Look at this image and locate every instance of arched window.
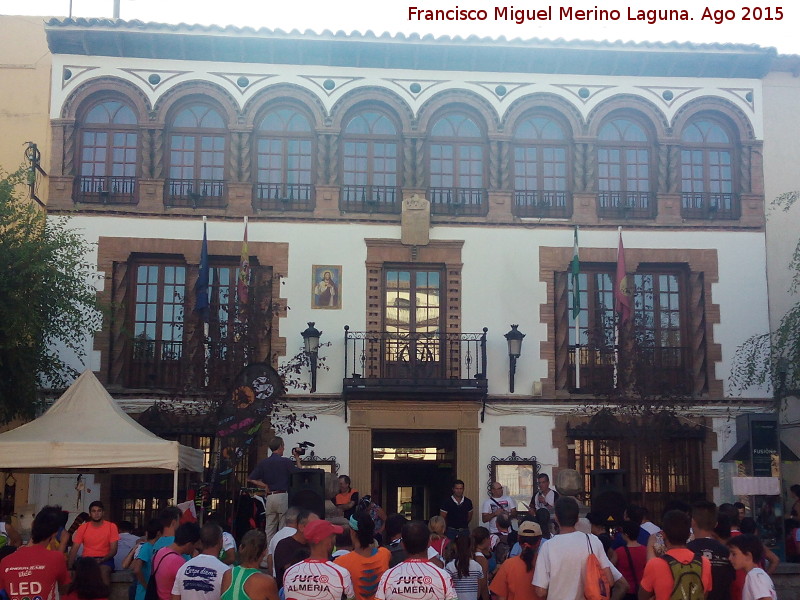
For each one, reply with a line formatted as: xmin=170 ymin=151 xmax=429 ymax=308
xmin=596 ymin=117 xmax=654 ymax=218
xmin=680 ymin=118 xmax=737 ymax=219
xmin=165 ymin=103 xmax=226 ymax=208
xmin=76 ymin=99 xmax=138 ymax=204
xmin=341 ymin=110 xmax=400 ymax=214
xmin=428 ymin=111 xmax=486 ymax=216
xmin=513 ymin=114 xmax=571 ymax=218
xmin=254 ymin=106 xmax=314 ymax=211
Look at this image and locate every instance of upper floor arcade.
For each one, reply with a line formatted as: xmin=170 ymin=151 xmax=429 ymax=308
xmin=45 ymin=20 xmax=768 ymax=229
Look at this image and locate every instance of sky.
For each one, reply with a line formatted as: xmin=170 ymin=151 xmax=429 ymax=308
xmin=1 ymin=0 xmax=798 ymax=55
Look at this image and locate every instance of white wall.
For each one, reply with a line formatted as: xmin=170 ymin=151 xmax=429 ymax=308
xmin=63 ymin=217 xmax=771 ymax=399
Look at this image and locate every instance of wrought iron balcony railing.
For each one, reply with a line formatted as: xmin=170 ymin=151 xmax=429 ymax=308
xmin=343 ymin=327 xmax=488 ymax=400
xmin=74 ymin=175 xmax=137 ymax=204
xmin=568 ymin=345 xmax=690 ymax=394
xmin=597 ymin=191 xmax=655 ymax=219
xmin=681 ymin=192 xmax=739 ymax=220
xmin=164 ymin=179 xmax=226 ymax=208
xmin=253 ymin=183 xmax=314 ymax=211
xmin=513 ymin=190 xmax=572 ymax=218
xmin=340 ymin=185 xmax=401 ymax=214
xmin=428 ymin=187 xmax=487 ymax=216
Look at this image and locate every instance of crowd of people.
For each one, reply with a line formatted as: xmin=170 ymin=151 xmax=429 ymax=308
xmin=0 ymin=456 xmax=793 ymax=600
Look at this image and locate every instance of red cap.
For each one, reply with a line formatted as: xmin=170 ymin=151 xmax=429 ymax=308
xmin=304 ymin=519 xmax=344 ymax=544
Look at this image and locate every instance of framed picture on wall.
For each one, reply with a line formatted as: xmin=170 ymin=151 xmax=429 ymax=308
xmin=312 ymin=265 xmax=342 ymax=309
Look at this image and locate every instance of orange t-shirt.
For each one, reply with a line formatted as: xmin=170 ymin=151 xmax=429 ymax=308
xmin=334 ymin=546 xmax=390 ymax=600
xmin=489 ymin=555 xmax=538 ymax=600
xmin=73 ymin=520 xmax=120 ymax=558
xmin=640 ymin=548 xmax=712 ymax=600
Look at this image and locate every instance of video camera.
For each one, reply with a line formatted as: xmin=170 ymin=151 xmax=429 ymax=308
xmin=293 ymin=441 xmax=315 ymax=456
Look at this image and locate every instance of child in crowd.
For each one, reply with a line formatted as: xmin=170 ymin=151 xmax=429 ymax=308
xmin=727 ymin=534 xmax=777 ymax=600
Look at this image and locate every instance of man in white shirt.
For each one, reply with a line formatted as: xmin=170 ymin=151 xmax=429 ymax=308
xmin=283 ymin=520 xmax=355 ymax=600
xmin=171 ymin=522 xmax=230 ymax=600
xmin=481 ymin=482 xmax=517 ymax=534
xmin=266 ymin=507 xmax=299 ymax=575
xmin=533 ymin=497 xmax=613 ymax=600
xmin=532 ymin=474 xmax=560 ymax=513
xmin=377 ymin=521 xmax=457 ymax=600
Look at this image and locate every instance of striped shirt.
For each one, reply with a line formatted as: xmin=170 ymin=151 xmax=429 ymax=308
xmin=376 ymin=559 xmax=457 ymax=600
xmin=445 ymin=559 xmax=484 ymax=600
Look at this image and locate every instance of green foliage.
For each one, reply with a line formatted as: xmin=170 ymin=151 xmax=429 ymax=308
xmin=0 ymin=167 xmax=101 ymax=422
xmin=730 ymin=191 xmax=800 ymax=394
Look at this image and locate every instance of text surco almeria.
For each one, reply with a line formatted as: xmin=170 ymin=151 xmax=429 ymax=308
xmin=407 ymin=6 xmax=784 ymax=25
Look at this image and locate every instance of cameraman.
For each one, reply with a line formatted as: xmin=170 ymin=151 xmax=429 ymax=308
xmin=247 ymin=436 xmax=304 ymax=545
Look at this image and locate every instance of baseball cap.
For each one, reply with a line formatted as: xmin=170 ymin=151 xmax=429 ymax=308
xmin=304 ymin=519 xmax=344 ymax=544
xmin=518 ymin=521 xmax=543 ymax=537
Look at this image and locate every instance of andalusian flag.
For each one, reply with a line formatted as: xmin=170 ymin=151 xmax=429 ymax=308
xmin=238 ymin=218 xmax=250 ymax=305
xmin=571 ymin=226 xmax=580 ymax=319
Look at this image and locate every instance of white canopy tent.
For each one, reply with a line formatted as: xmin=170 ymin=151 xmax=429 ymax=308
xmin=0 ymin=370 xmax=204 ymax=501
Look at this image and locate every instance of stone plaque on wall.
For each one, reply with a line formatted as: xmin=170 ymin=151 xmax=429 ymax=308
xmin=401 ymin=193 xmax=430 ymax=246
xmin=499 ymin=426 xmax=527 ymax=447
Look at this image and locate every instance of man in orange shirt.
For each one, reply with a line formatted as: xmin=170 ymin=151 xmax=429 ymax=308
xmin=68 ymin=501 xmax=119 ymax=586
xmin=639 ymin=510 xmax=712 ymax=600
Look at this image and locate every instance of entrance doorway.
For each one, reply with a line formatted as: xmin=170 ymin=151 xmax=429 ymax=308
xmin=372 ymin=430 xmax=455 ymax=521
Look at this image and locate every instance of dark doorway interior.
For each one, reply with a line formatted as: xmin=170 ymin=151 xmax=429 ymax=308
xmin=372 ymin=430 xmax=455 ymax=521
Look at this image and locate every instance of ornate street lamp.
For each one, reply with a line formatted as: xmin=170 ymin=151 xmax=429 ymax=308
xmin=301 ymin=322 xmax=322 ymax=393
xmin=504 ymin=324 xmax=525 ymax=393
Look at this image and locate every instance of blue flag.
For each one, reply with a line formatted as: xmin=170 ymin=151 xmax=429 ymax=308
xmin=195 ymin=221 xmax=210 ymax=322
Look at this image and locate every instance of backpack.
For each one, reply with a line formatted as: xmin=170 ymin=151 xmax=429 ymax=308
xmin=661 ymin=553 xmax=704 ymax=600
xmin=493 ymin=531 xmax=511 ymax=564
xmin=583 ymin=534 xmax=611 ymax=600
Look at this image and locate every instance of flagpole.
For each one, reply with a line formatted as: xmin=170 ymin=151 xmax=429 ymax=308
xmin=614 ymin=226 xmax=621 ymax=389
xmin=572 ymin=226 xmax=581 ymax=390
xmin=202 ymin=216 xmax=209 ymax=386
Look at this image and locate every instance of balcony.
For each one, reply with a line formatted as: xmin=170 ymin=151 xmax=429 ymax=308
xmin=428 ymin=187 xmax=487 ymax=216
xmin=597 ymin=191 xmax=655 ymax=219
xmin=513 ymin=190 xmax=572 ymax=218
xmin=253 ymin=182 xmax=314 ymax=211
xmin=681 ymin=192 xmax=739 ymax=220
xmin=74 ymin=175 xmax=137 ymax=205
xmin=164 ymin=179 xmax=226 ymax=209
xmin=343 ymin=327 xmax=488 ymax=401
xmin=340 ymin=185 xmax=401 ymax=214
xmin=128 ymin=339 xmax=184 ymax=389
xmin=568 ymin=345 xmax=690 ymax=394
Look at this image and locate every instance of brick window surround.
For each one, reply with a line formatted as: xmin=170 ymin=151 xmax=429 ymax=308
xmin=95 ymin=236 xmax=288 ymax=387
xmin=539 ymin=245 xmax=722 ymax=399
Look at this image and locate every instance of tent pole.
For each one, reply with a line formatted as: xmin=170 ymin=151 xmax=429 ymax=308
xmin=172 ymin=469 xmax=178 ymax=505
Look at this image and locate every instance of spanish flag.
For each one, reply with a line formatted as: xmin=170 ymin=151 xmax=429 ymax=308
xmin=614 ymin=227 xmax=632 ymax=325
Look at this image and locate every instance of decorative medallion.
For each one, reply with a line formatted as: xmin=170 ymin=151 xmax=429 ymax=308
xmin=122 ymin=68 xmax=191 ymax=91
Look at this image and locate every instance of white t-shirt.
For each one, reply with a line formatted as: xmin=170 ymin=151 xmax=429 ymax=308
xmin=283 ymin=559 xmax=355 ymax=600
xmin=221 ymin=532 xmax=236 ymax=553
xmin=171 ymin=553 xmax=231 ymax=600
xmin=480 ymin=496 xmax=517 ymax=533
xmin=376 ymin=559 xmax=457 ymax=600
xmin=532 ymin=531 xmax=612 ymax=600
xmin=742 ymin=567 xmax=777 ymax=600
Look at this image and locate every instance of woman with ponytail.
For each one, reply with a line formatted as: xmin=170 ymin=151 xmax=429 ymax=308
xmin=334 ymin=511 xmax=390 ymax=600
xmin=489 ymin=521 xmax=542 ymax=600
xmin=220 ymin=530 xmax=278 ymax=600
xmin=445 ymin=533 xmax=486 ymax=600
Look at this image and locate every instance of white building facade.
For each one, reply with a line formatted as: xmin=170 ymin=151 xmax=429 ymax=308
xmin=41 ymin=19 xmax=775 ymax=525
